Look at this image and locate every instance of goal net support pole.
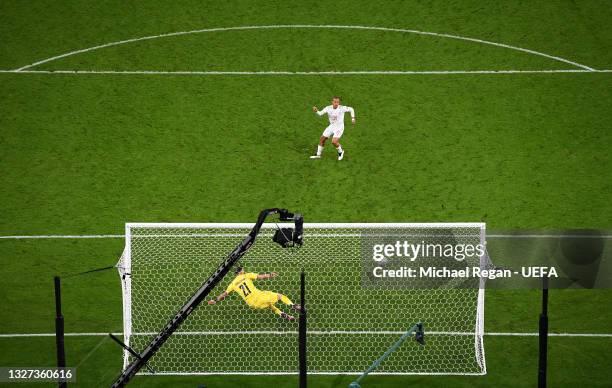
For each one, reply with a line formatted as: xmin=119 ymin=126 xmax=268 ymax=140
xmin=54 ymin=276 xmax=67 ymax=388
xmin=538 ymin=277 xmax=549 ymax=388
xmin=349 ymin=323 xmax=424 ymax=388
xmin=299 ymin=270 xmax=307 ymax=388
xmin=111 ymin=208 xmax=303 ymax=387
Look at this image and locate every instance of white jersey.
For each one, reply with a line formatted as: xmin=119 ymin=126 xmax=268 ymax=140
xmin=317 ymin=105 xmax=355 ymax=127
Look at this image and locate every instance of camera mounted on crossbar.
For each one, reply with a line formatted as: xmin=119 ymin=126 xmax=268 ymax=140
xmin=272 ymin=209 xmax=303 ymax=248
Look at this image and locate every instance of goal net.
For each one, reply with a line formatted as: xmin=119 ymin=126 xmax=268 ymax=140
xmin=117 ymin=223 xmax=488 ymax=375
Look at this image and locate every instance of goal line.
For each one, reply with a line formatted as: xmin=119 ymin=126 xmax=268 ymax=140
xmin=2 ymin=331 xmax=610 ymax=338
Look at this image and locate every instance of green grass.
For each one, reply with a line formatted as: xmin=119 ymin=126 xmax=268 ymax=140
xmin=0 ymin=335 xmax=610 ymax=387
xmin=1 ymin=0 xmax=611 ymax=386
xmin=2 ymin=74 xmax=610 ymax=233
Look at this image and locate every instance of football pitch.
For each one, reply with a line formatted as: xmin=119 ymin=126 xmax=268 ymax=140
xmin=1 ymin=1 xmax=611 ymax=387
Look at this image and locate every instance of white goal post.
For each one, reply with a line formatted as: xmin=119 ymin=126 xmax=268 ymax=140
xmin=117 ymin=222 xmax=488 ymax=376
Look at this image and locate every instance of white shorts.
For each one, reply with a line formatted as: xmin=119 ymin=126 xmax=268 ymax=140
xmin=322 ymin=124 xmax=344 ymax=139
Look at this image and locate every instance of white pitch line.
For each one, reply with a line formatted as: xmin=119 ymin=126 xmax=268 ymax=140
xmin=140 ymin=371 xmax=485 ymax=376
xmin=488 ymin=234 xmax=612 ymax=238
xmin=2 ymin=233 xmax=612 ymax=239
xmin=0 ymin=234 xmax=123 ymax=239
xmin=11 ymin=25 xmax=596 ymax=72
xmin=1 ymin=331 xmax=610 ymax=338
xmin=1 ymin=69 xmax=612 ymax=76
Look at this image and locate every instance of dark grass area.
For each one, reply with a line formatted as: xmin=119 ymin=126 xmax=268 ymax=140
xmin=1 ymin=1 xmax=611 ymax=70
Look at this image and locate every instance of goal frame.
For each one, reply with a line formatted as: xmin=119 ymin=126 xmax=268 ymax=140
xmin=118 ymin=222 xmax=487 ymax=376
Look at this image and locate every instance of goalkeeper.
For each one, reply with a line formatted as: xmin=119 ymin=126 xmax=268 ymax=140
xmin=208 ymin=266 xmax=302 ymax=321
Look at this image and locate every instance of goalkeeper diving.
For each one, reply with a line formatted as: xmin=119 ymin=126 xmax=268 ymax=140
xmin=208 ymin=266 xmax=302 ymax=321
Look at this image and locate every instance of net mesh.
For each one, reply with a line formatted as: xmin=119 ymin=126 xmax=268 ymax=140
xmin=117 ymin=224 xmax=487 ymax=375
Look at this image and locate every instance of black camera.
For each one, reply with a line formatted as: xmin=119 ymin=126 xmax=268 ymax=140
xmin=272 ymin=212 xmax=303 ymax=248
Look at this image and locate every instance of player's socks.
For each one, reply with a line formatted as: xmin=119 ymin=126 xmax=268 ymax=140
xmin=280 ymin=312 xmax=296 ymax=321
xmin=337 ymin=146 xmax=344 ymax=160
xmin=279 ymin=294 xmax=293 ymax=305
xmin=310 ymin=145 xmax=323 ymax=159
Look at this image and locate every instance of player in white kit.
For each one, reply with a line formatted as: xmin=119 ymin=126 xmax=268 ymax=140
xmin=310 ymin=96 xmax=355 ymax=160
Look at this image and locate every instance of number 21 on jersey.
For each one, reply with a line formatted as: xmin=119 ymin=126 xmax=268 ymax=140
xmin=239 ymin=282 xmax=252 ymax=297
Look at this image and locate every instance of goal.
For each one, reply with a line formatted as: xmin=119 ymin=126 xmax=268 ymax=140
xmin=117 ymin=223 xmax=488 ymax=375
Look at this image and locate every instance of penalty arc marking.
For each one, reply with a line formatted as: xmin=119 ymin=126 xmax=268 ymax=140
xmin=12 ymin=24 xmax=596 ymax=72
